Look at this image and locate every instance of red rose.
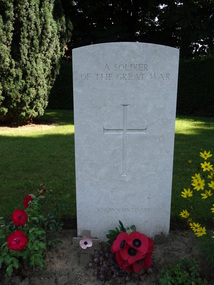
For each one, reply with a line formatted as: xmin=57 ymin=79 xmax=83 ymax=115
xmin=23 ymin=195 xmax=32 ymax=209
xmin=12 ymin=209 xmax=27 ymax=226
xmin=7 ymin=230 xmax=28 ymax=251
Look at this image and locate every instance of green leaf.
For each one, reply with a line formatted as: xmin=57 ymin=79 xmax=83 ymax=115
xmin=6 ymin=264 xmax=13 ymax=277
xmin=118 ymin=220 xmax=126 ymax=232
xmin=36 ymin=257 xmax=45 ymax=268
xmin=4 ymin=255 xmax=13 ymax=265
xmin=32 ymin=240 xmax=46 ymax=251
xmin=130 ymin=225 xmax=136 ymax=231
xmin=29 ymin=227 xmax=45 ymax=236
xmin=12 ymin=258 xmax=19 ymax=269
xmin=30 ymin=253 xmax=45 ymax=267
xmin=30 ymin=217 xmax=39 ymax=223
xmin=1 ymin=241 xmax=8 ymax=249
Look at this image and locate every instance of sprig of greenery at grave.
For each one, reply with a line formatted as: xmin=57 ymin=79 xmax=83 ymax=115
xmin=106 ymin=220 xmax=136 ymax=244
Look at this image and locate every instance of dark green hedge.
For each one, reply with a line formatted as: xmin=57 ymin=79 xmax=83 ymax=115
xmin=177 ymin=55 xmax=214 ymax=116
xmin=0 ymin=0 xmax=71 ymax=125
xmin=48 ymin=59 xmax=73 ymax=110
xmin=49 ymin=55 xmax=214 ymax=116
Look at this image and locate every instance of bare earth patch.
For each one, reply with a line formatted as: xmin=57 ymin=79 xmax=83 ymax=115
xmin=2 ymin=229 xmax=214 ymax=285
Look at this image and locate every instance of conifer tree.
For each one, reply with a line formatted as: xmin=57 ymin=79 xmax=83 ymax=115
xmin=0 ymin=0 xmax=72 ymax=125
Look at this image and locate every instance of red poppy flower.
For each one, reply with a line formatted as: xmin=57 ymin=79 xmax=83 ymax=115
xmin=126 ymin=231 xmax=149 ymax=255
xmin=115 ymin=251 xmax=126 ymax=267
xmin=132 ymin=238 xmax=154 ymax=273
xmin=121 ymin=261 xmax=133 ymax=273
xmin=147 ymin=237 xmax=154 ymax=255
xmin=111 ymin=231 xmax=129 ymax=253
xmin=112 ymin=230 xmax=154 ymax=273
xmin=132 ymin=259 xmax=145 ymax=273
xmin=132 ymin=254 xmax=152 ymax=273
xmin=120 ymin=243 xmax=145 ymax=265
xmin=23 ymin=195 xmax=32 ymax=209
xmin=7 ymin=230 xmax=28 ymax=251
xmin=12 ymin=209 xmax=27 ymax=226
xmin=143 ymin=254 xmax=152 ymax=270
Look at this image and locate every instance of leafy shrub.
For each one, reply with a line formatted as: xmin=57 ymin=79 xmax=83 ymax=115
xmin=0 ymin=189 xmax=70 ymax=277
xmin=158 ymin=259 xmax=207 ymax=285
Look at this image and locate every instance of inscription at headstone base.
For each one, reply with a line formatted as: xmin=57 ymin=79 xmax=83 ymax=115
xmin=72 ymin=42 xmax=179 ymax=240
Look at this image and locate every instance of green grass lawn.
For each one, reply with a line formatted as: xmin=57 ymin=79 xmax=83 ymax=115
xmin=0 ymin=110 xmax=76 ymax=219
xmin=0 ymin=110 xmax=214 ymax=226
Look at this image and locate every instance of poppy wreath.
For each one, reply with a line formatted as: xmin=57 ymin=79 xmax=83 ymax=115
xmin=111 ymin=231 xmax=154 ymax=273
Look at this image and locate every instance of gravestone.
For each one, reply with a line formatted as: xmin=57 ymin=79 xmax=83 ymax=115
xmin=72 ymin=42 xmax=179 ymax=240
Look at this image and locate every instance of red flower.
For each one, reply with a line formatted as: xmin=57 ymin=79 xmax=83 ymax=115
xmin=111 ymin=232 xmax=128 ymax=253
xmin=143 ymin=254 xmax=152 ymax=270
xmin=121 ymin=261 xmax=133 ymax=273
xmin=147 ymin=237 xmax=154 ymax=255
xmin=119 ymin=231 xmax=149 ymax=265
xmin=132 ymin=237 xmax=154 ymax=273
xmin=120 ymin=243 xmax=146 ymax=265
xmin=12 ymin=209 xmax=27 ymax=226
xmin=132 ymin=255 xmax=152 ymax=272
xmin=112 ymin=230 xmax=154 ymax=273
xmin=126 ymin=231 xmax=149 ymax=255
xmin=115 ymin=251 xmax=133 ymax=272
xmin=23 ymin=195 xmax=32 ymax=209
xmin=7 ymin=230 xmax=28 ymax=251
xmin=115 ymin=251 xmax=126 ymax=267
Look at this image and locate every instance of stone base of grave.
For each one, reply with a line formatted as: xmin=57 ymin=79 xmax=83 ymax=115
xmin=73 ymin=230 xmax=100 ymax=267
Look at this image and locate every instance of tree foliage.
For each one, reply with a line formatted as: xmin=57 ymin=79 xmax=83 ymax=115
xmin=0 ymin=0 xmax=72 ymax=125
xmin=65 ymin=0 xmax=214 ymax=58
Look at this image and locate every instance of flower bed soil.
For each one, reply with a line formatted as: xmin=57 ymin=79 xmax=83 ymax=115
xmin=1 ymin=228 xmax=214 ymax=285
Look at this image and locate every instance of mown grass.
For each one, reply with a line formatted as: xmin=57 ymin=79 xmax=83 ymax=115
xmin=0 ymin=110 xmax=75 ymax=219
xmin=0 ymin=111 xmax=214 ymax=226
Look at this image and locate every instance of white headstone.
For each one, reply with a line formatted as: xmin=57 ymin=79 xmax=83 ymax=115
xmin=73 ymin=42 xmax=179 ymax=240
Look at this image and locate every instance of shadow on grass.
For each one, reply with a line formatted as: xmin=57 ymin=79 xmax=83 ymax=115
xmin=34 ymin=109 xmax=74 ymax=126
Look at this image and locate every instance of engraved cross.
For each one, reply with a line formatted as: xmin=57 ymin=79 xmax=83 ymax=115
xmin=103 ymin=104 xmax=147 ymax=176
